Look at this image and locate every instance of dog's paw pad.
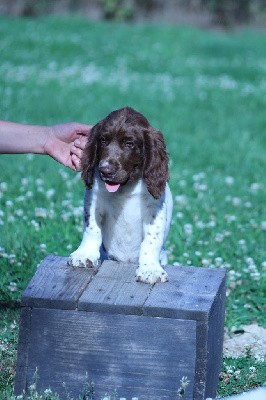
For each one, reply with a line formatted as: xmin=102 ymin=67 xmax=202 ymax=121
xmin=135 ymin=266 xmax=168 ymax=284
xmin=68 ymin=250 xmax=100 ymax=269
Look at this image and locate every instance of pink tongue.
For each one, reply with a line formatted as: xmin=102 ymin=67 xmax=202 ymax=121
xmin=105 ymin=183 xmax=120 ymax=193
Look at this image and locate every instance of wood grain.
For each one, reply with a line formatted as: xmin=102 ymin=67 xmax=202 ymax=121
xmin=15 ymin=255 xmax=226 ymax=400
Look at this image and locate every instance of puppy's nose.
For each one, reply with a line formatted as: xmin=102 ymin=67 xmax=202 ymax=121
xmin=99 ymin=161 xmax=117 ymax=177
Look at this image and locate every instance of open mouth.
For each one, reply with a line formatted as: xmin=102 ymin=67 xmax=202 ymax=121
xmin=104 ymin=180 xmax=121 ymax=193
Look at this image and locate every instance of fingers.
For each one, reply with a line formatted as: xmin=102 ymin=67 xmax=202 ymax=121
xmin=71 ymin=154 xmax=81 ymax=171
xmin=70 ymin=135 xmax=88 ymax=171
xmin=68 ymin=127 xmax=91 ymax=171
xmin=73 ymin=134 xmax=87 ymax=150
xmin=74 ymin=124 xmax=93 ymax=137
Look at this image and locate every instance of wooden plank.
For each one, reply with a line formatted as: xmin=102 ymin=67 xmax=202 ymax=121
xmin=205 ymin=273 xmax=226 ymax=398
xmin=26 ymin=308 xmax=196 ymax=400
xmin=79 ymin=260 xmax=151 ymax=315
xmin=21 ymin=255 xmax=94 ymax=310
xmin=144 ymin=265 xmax=226 ymax=320
xmin=14 ymin=307 xmax=31 ymax=395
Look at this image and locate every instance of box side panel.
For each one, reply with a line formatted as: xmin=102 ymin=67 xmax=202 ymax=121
xmin=14 ymin=307 xmax=31 ymax=395
xmin=26 ymin=308 xmax=196 ymax=400
xmin=205 ymin=274 xmax=226 ymax=398
xmin=193 ymin=321 xmax=208 ymax=400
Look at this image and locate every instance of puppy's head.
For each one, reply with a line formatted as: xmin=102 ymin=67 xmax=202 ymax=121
xmin=81 ymin=107 xmax=169 ymax=199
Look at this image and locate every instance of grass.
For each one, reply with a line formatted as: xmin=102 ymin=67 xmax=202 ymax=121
xmin=0 ymin=15 xmax=265 ymax=398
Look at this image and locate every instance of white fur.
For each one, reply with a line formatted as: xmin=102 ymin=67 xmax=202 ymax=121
xmin=70 ymin=173 xmax=173 ymax=284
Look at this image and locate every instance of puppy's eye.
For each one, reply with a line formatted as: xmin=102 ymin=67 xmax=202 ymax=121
xmin=124 ymin=140 xmax=134 ymax=149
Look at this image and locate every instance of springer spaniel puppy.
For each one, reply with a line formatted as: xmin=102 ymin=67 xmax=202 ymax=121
xmin=69 ymin=107 xmax=173 ymax=284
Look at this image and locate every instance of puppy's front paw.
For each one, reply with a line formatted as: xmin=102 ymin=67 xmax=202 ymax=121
xmin=68 ymin=248 xmax=100 ymax=268
xmin=136 ymin=264 xmax=169 ymax=284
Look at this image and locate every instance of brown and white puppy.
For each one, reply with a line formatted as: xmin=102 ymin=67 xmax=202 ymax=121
xmin=69 ymin=107 xmax=173 ymax=284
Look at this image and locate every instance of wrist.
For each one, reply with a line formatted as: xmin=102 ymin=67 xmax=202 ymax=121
xmin=41 ymin=125 xmax=54 ymax=156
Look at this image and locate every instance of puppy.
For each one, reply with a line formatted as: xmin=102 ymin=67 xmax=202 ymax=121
xmin=69 ymin=107 xmax=173 ymax=284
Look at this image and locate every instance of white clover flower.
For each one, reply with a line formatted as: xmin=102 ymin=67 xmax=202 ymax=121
xmin=184 ymin=223 xmax=193 ymax=236
xmin=261 ymin=261 xmax=266 ymax=269
xmin=225 ymin=215 xmax=237 ymax=223
xmin=173 ymin=260 xmax=182 ymax=267
xmin=202 ymin=259 xmax=210 ymax=267
xmin=44 ymin=388 xmax=53 ymax=395
xmin=179 ymin=179 xmax=187 ymax=187
xmin=46 ymin=189 xmax=55 ymax=198
xmin=176 ymin=212 xmax=184 ymax=219
xmin=26 ymin=190 xmax=33 ymax=198
xmin=226 ymin=365 xmax=234 ymax=374
xmin=232 ymin=197 xmax=241 ymax=206
xmin=29 ymin=383 xmax=36 ymax=392
xmin=73 ymin=206 xmax=83 ymax=217
xmin=35 ymin=208 xmax=48 ymax=218
xmin=35 ymin=178 xmax=44 ymax=186
xmin=192 ymin=172 xmax=205 ymax=181
xmin=180 ymin=376 xmax=190 ymax=388
xmin=195 ymin=220 xmax=205 ymax=229
xmin=207 ymin=220 xmax=216 ymax=228
xmin=40 ymin=243 xmax=47 ymax=252
xmin=225 ymin=176 xmax=234 ymax=185
xmin=21 ymin=178 xmax=28 ymax=186
xmin=215 ymin=257 xmax=223 ymax=266
xmin=0 ymin=182 xmax=8 ymax=191
xmin=175 ymin=194 xmax=188 ymax=205
xmin=250 ymin=182 xmax=263 ymax=192
xmin=5 ymin=200 xmax=13 ymax=207
xmin=16 ymin=195 xmax=26 ymax=202
xmin=214 ymin=233 xmax=224 ymax=243
xmin=8 ymin=282 xmax=17 ymax=292
xmin=15 ymin=209 xmax=24 ymax=217
xmin=261 ymin=221 xmax=266 ymax=231
xmin=31 ymin=220 xmax=40 ymax=231
xmin=245 ymin=257 xmax=255 ymax=265
xmin=193 ymin=182 xmax=208 ymax=192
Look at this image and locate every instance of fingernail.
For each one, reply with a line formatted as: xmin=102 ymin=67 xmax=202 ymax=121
xmin=74 ymin=139 xmax=81 ymax=146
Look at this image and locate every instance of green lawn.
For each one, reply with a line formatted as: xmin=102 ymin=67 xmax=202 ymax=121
xmin=0 ymin=16 xmax=265 ymax=398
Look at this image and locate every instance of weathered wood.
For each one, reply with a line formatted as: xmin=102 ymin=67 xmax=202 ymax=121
xmin=79 ymin=260 xmax=152 ymax=315
xmin=21 ymin=255 xmax=94 ymax=310
xmin=144 ymin=265 xmax=226 ymax=320
xmin=15 ymin=255 xmax=226 ymax=400
xmin=14 ymin=307 xmax=31 ymax=395
xmin=26 ymin=308 xmax=196 ymax=399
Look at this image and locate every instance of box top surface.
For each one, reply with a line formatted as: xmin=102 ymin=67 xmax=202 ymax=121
xmin=22 ymin=255 xmax=226 ymax=320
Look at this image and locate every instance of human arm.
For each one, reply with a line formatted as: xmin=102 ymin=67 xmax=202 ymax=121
xmin=0 ymin=120 xmax=92 ymax=170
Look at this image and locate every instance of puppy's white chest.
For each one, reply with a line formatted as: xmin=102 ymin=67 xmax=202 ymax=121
xmin=102 ymin=188 xmax=144 ymax=261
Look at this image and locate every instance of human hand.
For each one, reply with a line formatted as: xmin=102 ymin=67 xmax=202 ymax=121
xmin=44 ymin=122 xmax=92 ymax=171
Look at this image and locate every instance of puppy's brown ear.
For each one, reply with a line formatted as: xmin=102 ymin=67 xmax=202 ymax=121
xmin=143 ymin=127 xmax=169 ymax=199
xmin=81 ymin=123 xmax=100 ymax=188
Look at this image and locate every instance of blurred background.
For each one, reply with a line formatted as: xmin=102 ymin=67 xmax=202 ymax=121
xmin=0 ymin=1 xmax=266 ymax=398
xmin=0 ymin=0 xmax=266 ymax=28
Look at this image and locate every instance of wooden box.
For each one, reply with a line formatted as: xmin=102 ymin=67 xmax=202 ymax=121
xmin=15 ymin=255 xmax=226 ymax=400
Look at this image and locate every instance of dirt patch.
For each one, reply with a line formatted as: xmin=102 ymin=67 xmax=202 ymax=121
xmin=223 ymin=323 xmax=266 ymax=361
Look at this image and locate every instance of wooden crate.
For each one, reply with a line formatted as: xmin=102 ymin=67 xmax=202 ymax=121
xmin=15 ymin=255 xmax=226 ymax=400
